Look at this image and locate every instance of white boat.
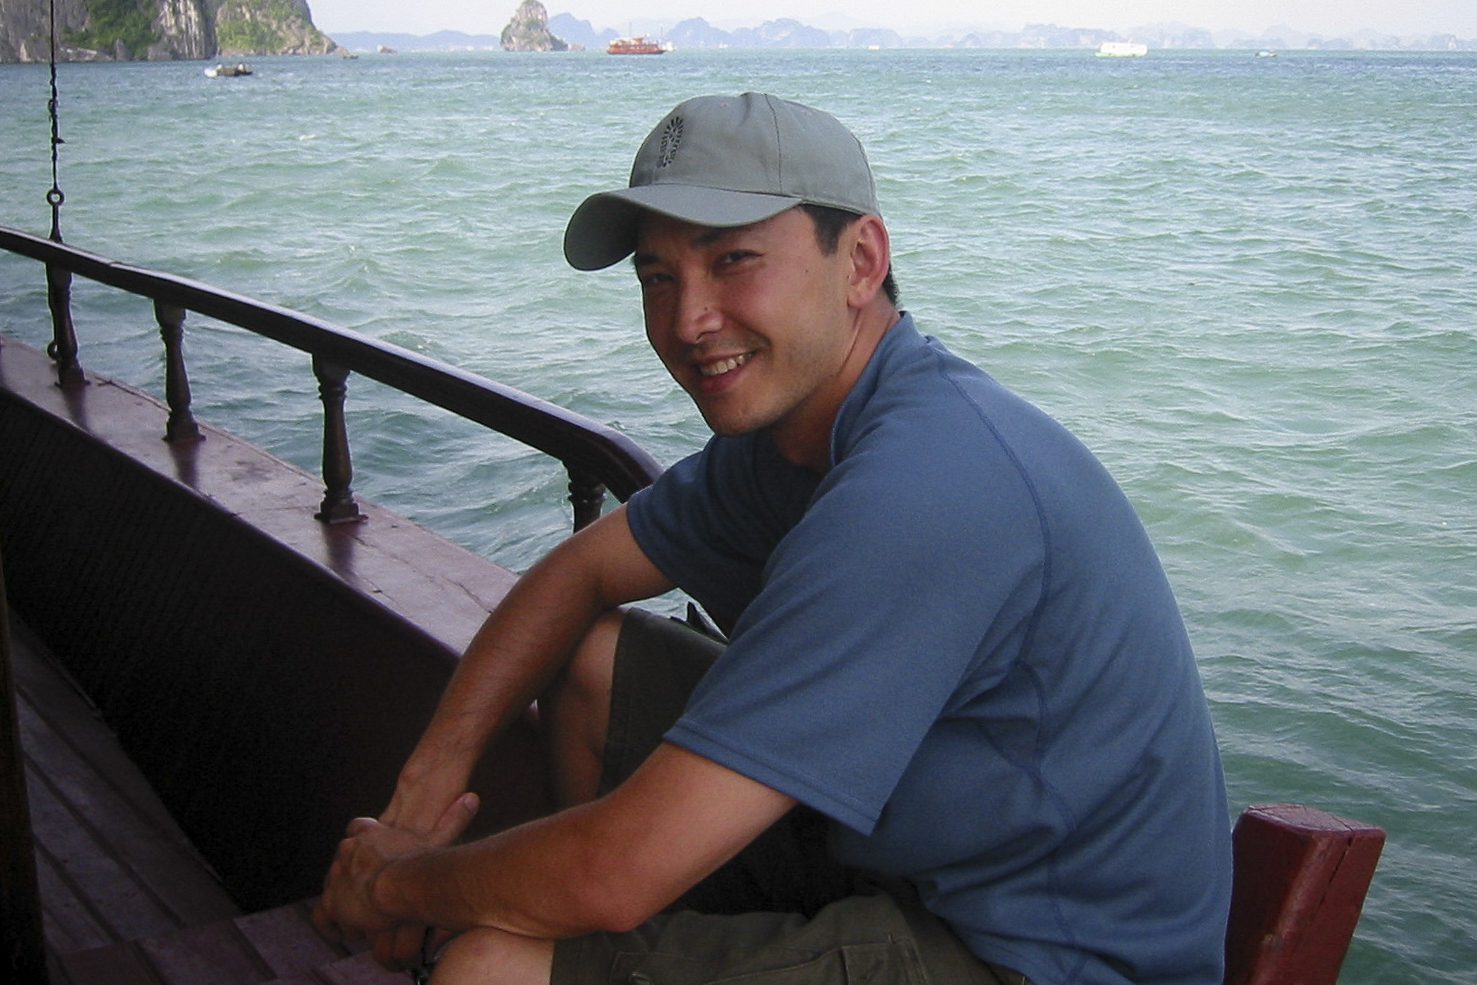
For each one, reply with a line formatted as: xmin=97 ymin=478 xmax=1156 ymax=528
xmin=1096 ymin=42 xmax=1148 ymax=58
xmin=204 ymin=63 xmax=252 ymax=78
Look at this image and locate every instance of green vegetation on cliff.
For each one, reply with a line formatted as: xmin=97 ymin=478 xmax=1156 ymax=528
xmin=215 ymin=0 xmax=331 ymax=55
xmin=1 ymin=0 xmax=334 ymax=62
xmin=67 ymin=0 xmax=159 ymax=57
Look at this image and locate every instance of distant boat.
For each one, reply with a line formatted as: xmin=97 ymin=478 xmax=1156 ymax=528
xmin=377 ymin=44 xmax=396 ymax=54
xmin=1256 ymin=49 xmax=1279 ymax=58
xmin=1096 ymin=41 xmax=1148 ymax=58
xmin=204 ymin=63 xmax=252 ymax=78
xmin=607 ymin=36 xmax=667 ymax=55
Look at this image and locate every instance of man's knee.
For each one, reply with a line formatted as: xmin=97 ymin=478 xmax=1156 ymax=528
xmin=549 ymin=608 xmax=623 ymax=732
xmin=541 ymin=609 xmax=625 ymax=806
xmin=570 ymin=609 xmax=624 ymax=694
xmin=430 ymin=927 xmax=554 ymax=985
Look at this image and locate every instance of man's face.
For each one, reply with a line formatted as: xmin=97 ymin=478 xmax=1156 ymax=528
xmin=634 ymin=208 xmax=859 ymax=458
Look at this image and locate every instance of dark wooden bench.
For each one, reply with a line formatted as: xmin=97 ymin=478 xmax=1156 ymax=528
xmin=8 ymin=602 xmax=404 ymax=985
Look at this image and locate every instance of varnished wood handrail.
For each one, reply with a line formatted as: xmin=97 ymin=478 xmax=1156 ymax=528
xmin=0 ymin=224 xmax=662 ymax=526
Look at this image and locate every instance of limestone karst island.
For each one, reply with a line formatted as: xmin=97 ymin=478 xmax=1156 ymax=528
xmin=0 ymin=1 xmax=575 ymax=62
xmin=0 ymin=0 xmax=339 ymax=62
xmin=500 ymin=0 xmax=568 ymax=52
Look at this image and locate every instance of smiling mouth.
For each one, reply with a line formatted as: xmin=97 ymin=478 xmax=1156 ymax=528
xmin=698 ymin=353 xmax=751 ymax=378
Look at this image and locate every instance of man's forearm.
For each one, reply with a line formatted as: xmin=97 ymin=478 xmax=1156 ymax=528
xmin=372 ymin=745 xmax=797 ymax=941
xmin=371 ymin=801 xmax=628 ymax=940
xmin=392 ymin=560 xmax=603 ymax=807
xmin=387 ymin=506 xmax=672 ymax=829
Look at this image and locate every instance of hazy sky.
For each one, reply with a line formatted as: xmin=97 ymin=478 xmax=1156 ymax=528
xmin=306 ymin=1 xmax=1477 ymax=38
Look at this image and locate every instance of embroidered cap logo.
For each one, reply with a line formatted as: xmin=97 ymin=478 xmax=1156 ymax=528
xmin=657 ymin=117 xmax=684 ymax=168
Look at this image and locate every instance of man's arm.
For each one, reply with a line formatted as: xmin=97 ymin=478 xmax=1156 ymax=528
xmin=381 ymin=504 xmax=673 ymax=838
xmin=321 ymin=741 xmax=797 ymax=941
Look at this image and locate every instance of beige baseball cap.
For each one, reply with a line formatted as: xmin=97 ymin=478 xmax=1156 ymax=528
xmin=563 ymin=92 xmax=879 ymax=271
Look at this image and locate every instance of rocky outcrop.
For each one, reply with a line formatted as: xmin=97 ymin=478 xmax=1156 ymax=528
xmin=1 ymin=0 xmax=94 ymax=61
xmin=150 ymin=0 xmax=214 ymax=59
xmin=500 ymin=0 xmax=567 ymax=52
xmin=210 ymin=0 xmax=335 ymax=56
xmin=0 ymin=0 xmax=336 ymax=62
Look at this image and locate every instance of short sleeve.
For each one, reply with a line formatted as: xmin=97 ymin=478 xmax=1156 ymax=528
xmin=627 ymin=434 xmax=821 ymax=630
xmin=666 ymin=409 xmax=1045 ymax=834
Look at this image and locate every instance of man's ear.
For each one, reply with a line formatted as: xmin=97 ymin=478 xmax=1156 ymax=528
xmin=846 ymin=215 xmax=891 ymax=309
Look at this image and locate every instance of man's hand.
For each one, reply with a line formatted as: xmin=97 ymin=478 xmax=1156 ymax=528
xmin=365 ymin=768 xmax=483 ymax=968
xmin=313 ymin=792 xmax=480 ymax=968
xmin=312 ymin=507 xmax=674 ymax=965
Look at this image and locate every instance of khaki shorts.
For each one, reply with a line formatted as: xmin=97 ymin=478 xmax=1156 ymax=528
xmin=551 ymin=609 xmax=1026 ymax=985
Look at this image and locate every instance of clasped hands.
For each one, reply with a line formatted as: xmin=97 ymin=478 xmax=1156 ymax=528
xmin=312 ymin=791 xmax=481 ymax=970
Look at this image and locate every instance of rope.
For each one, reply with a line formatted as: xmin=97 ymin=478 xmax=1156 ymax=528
xmin=47 ymin=0 xmax=65 ymax=242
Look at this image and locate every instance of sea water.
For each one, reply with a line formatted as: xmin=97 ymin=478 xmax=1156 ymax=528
xmin=1 ymin=48 xmax=1473 ymax=983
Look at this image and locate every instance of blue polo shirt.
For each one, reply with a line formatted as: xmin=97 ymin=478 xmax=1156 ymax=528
xmin=627 ymin=316 xmax=1232 ymax=985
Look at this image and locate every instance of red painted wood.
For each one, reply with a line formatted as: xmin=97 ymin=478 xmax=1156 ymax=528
xmin=33 ymin=848 xmax=114 ymax=954
xmin=13 ymin=613 xmax=241 ymax=959
xmin=234 ymin=902 xmax=346 ymax=978
xmin=257 ymin=972 xmax=329 ymax=985
xmin=2 ymin=552 xmax=48 ymax=985
xmin=58 ymin=942 xmax=160 ymax=985
xmin=136 ymin=920 xmax=275 ymax=985
xmin=17 ymin=677 xmax=240 ymax=928
xmin=1224 ymin=803 xmax=1385 ymax=985
xmin=313 ymin=950 xmax=411 ymax=984
xmin=23 ymin=765 xmax=182 ymax=943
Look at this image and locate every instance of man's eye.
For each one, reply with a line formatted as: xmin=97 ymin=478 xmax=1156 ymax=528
xmin=718 ymin=251 xmax=756 ymax=267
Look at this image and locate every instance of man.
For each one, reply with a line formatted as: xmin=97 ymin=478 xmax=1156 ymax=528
xmin=315 ymin=92 xmax=1232 ymax=985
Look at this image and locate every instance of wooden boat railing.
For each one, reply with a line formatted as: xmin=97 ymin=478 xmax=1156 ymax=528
xmin=0 ymin=223 xmax=663 ymax=531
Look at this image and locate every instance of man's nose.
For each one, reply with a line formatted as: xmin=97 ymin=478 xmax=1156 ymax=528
xmin=673 ymin=280 xmax=721 ymax=345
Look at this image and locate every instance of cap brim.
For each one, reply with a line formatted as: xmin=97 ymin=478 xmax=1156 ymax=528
xmin=563 ymin=184 xmax=802 ymax=270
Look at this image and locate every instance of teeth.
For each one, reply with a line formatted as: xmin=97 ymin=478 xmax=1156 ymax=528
xmin=699 ymin=354 xmax=749 ymax=378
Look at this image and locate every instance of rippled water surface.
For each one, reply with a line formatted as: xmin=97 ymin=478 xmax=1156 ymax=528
xmin=2 ymin=49 xmax=1474 ymax=983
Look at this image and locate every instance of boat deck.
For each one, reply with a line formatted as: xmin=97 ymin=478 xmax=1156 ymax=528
xmin=13 ymin=608 xmax=401 ymax=984
xmin=1 ymin=334 xmax=558 ymax=984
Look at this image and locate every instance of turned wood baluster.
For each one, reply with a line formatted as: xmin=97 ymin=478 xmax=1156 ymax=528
xmin=44 ymin=261 xmax=84 ymax=387
xmin=567 ymin=469 xmax=607 ymax=532
xmin=312 ymin=355 xmax=363 ymax=524
xmin=154 ymin=301 xmax=202 ymax=443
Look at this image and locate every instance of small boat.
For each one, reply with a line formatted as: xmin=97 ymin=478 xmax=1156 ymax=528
xmin=1096 ymin=41 xmax=1148 ymax=58
xmin=204 ymin=62 xmax=252 ymax=78
xmin=1256 ymin=49 xmax=1279 ymax=58
xmin=607 ymin=36 xmax=667 ymax=55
